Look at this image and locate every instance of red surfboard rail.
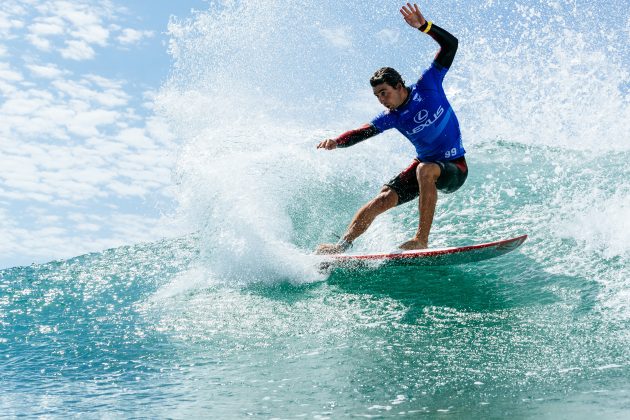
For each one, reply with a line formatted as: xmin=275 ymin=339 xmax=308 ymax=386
xmin=323 ymin=234 xmax=528 ymax=268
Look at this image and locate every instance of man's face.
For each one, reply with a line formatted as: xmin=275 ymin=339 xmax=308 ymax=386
xmin=372 ymin=83 xmax=407 ymax=110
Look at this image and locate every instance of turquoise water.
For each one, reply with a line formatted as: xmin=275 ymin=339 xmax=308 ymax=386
xmin=2 ymin=143 xmax=628 ymax=417
xmin=2 ymin=0 xmax=629 ymax=417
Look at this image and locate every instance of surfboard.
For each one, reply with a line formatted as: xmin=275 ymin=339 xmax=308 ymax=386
xmin=320 ymin=234 xmax=527 ymax=270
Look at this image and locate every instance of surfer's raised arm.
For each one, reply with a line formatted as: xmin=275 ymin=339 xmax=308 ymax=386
xmin=400 ymin=2 xmax=458 ymax=69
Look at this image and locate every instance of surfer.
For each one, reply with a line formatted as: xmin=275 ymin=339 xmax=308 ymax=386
xmin=316 ymin=3 xmax=467 ymax=254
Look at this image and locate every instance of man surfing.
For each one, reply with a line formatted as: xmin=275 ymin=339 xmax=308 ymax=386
xmin=316 ymin=3 xmax=467 ymax=254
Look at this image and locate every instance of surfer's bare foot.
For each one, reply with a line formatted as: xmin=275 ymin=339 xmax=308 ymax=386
xmin=315 ymin=243 xmax=344 ymax=255
xmin=399 ymin=238 xmax=428 ymax=250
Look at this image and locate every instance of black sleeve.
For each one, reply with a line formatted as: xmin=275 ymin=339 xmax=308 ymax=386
xmin=335 ymin=124 xmax=380 ymax=148
xmin=419 ymin=22 xmax=458 ymax=69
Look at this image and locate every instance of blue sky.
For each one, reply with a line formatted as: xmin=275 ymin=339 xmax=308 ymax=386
xmin=1 ymin=1 xmax=206 ymax=268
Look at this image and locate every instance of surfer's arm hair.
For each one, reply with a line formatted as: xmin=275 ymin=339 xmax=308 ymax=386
xmin=335 ymin=124 xmax=380 ymax=148
xmin=419 ymin=21 xmax=458 ymax=69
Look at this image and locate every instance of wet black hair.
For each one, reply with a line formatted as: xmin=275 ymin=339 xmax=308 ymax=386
xmin=369 ymin=67 xmax=405 ymax=89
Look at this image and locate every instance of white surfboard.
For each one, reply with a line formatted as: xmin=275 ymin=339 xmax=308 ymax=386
xmin=321 ymin=234 xmax=527 ymax=269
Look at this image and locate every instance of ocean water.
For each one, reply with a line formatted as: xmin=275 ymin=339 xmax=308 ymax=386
xmin=2 ymin=0 xmax=629 ymax=417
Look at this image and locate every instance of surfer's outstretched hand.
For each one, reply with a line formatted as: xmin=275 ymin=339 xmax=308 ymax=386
xmin=317 ymin=139 xmax=338 ymax=150
xmin=400 ymin=3 xmax=427 ymax=29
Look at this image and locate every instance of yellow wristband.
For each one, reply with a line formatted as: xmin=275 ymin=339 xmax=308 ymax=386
xmin=422 ymin=21 xmax=433 ymax=33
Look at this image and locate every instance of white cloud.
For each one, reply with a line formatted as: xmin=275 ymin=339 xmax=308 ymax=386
xmin=1 ymin=93 xmax=51 ymax=115
xmin=0 ymin=81 xmax=18 ymax=96
xmin=4 ymin=0 xmax=157 ymax=62
xmin=70 ymin=23 xmax=109 ymax=46
xmin=0 ymin=0 xmax=179 ymax=268
xmin=0 ymin=67 xmax=172 ymax=205
xmin=320 ymin=27 xmax=352 ymax=49
xmin=26 ymin=63 xmax=66 ymax=79
xmin=117 ymin=28 xmax=154 ymax=45
xmin=60 ymin=39 xmax=95 ymax=60
xmin=68 ymin=109 xmax=119 ymax=136
xmin=14 ymin=0 xmax=150 ymax=61
xmin=85 ymin=74 xmax=123 ymax=89
xmin=0 ymin=10 xmax=25 ymax=37
xmin=55 ymin=2 xmax=101 ymax=27
xmin=117 ymin=127 xmax=156 ymax=149
xmin=52 ymin=78 xmax=129 ymax=107
xmin=29 ymin=20 xmax=64 ymax=36
xmin=0 ymin=205 xmax=178 ymax=267
xmin=76 ymin=222 xmax=101 ymax=232
xmin=0 ymin=76 xmax=129 ymax=140
xmin=26 ymin=33 xmax=52 ymax=50
xmin=108 ymin=181 xmax=150 ymax=197
xmin=0 ymin=62 xmax=23 ymax=81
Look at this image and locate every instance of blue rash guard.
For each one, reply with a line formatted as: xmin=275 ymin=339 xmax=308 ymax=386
xmin=335 ymin=22 xmax=465 ymax=163
xmin=370 ymin=62 xmax=465 ymax=162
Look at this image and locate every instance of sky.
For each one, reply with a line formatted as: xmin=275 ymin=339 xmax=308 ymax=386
xmin=0 ymin=0 xmax=206 ymax=268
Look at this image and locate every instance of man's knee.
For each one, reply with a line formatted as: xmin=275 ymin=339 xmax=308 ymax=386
xmin=416 ymin=163 xmax=441 ymax=185
xmin=372 ymin=186 xmax=399 ymax=210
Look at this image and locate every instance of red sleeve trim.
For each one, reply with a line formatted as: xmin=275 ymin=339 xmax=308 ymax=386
xmin=335 ymin=124 xmax=379 ymax=147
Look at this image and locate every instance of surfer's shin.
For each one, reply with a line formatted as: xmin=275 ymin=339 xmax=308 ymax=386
xmin=417 ymin=173 xmax=438 ymax=244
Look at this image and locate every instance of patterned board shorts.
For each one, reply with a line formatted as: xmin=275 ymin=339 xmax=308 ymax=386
xmin=385 ymin=156 xmax=468 ymax=205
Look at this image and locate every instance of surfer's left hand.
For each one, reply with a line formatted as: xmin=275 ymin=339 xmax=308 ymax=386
xmin=400 ymin=3 xmax=426 ymax=29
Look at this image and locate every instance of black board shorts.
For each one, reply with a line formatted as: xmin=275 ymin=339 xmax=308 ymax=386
xmin=385 ymin=156 xmax=468 ymax=205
